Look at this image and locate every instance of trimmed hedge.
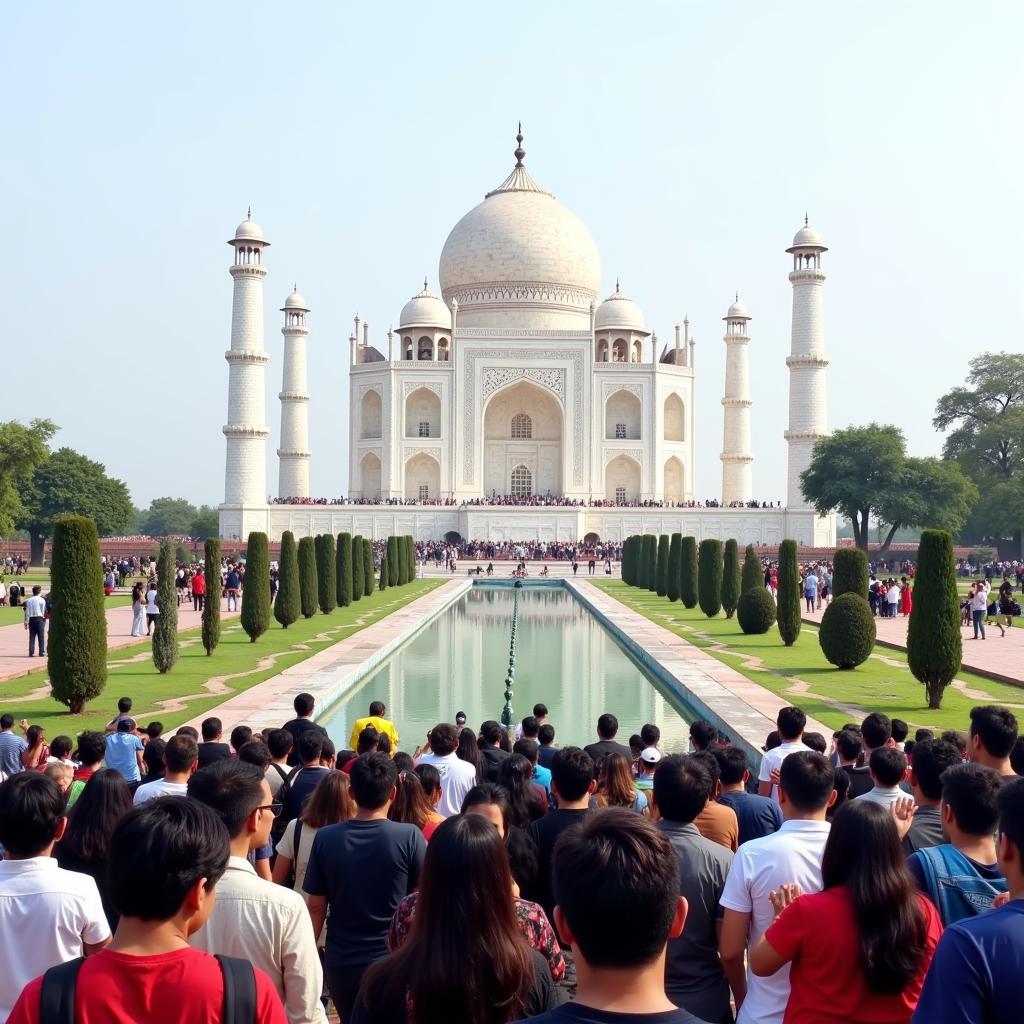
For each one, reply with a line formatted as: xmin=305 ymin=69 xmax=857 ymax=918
xmin=741 ymin=544 xmax=762 ymax=595
xmin=362 ymin=538 xmax=376 ymax=596
xmin=776 ymin=539 xmax=801 ymax=647
xmin=681 ymin=536 xmax=698 ymax=609
xmin=317 ymin=534 xmax=337 ymax=614
xmin=737 ymin=587 xmax=778 ymax=635
xmin=819 ymin=593 xmax=876 ymax=669
xmin=352 ymin=534 xmax=365 ymax=601
xmin=666 ymin=534 xmax=682 ymax=602
xmin=721 ymin=539 xmax=741 ymax=619
xmin=240 ymin=532 xmax=271 ymax=642
xmin=832 ymin=548 xmax=869 ymax=599
xmin=379 ymin=552 xmax=389 ymax=591
xmin=298 ymin=536 xmax=318 ymax=618
xmin=698 ymin=539 xmax=723 ymax=618
xmin=398 ymin=536 xmax=410 ymax=586
xmin=337 ymin=532 xmax=353 ymax=607
xmin=152 ymin=538 xmax=179 ymax=673
xmin=407 ymin=535 xmax=416 ymax=582
xmin=645 ymin=535 xmax=658 ymax=592
xmin=202 ymin=537 xmax=221 ymax=655
xmin=274 ymin=531 xmax=300 ymax=629
xmin=655 ymin=535 xmax=670 ymax=597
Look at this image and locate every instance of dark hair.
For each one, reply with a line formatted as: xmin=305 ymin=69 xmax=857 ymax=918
xmin=640 ymin=723 xmax=660 ymax=747
xmin=143 ymin=738 xmax=167 ymax=779
xmin=456 ymin=728 xmax=485 ymax=781
xmin=0 ymin=773 xmax=65 ymax=856
xmin=415 ymin=763 xmax=441 ymax=799
xmin=551 ymin=746 xmax=594 ymax=802
xmin=429 ymin=723 xmax=459 ymax=757
xmin=597 ymin=713 xmax=618 ymax=739
xmin=115 ymin=719 xmax=131 ymax=734
xmin=538 ymin=724 xmax=555 ymax=746
xmin=297 ymin=729 xmax=325 ymax=764
xmin=861 ymin=712 xmax=892 ymax=750
xmin=998 ymin=776 xmax=1024 ymax=854
xmin=392 ymin=752 xmax=414 ymax=773
xmin=779 ymin=751 xmax=835 ymax=812
xmin=712 ymin=745 xmax=749 ymax=786
xmin=821 ymin=801 xmax=928 ymax=993
xmin=803 ymin=732 xmax=827 ymax=755
xmin=321 ymin=736 xmax=336 ymax=762
xmin=512 ymin=738 xmax=539 ymax=763
xmin=229 ymin=725 xmax=252 ymax=752
xmin=461 ymin=782 xmax=511 ymax=832
xmin=361 ymin=814 xmax=534 ymax=1024
xmin=941 ymin=729 xmax=968 ymax=755
xmin=237 ymin=739 xmax=270 ymax=770
xmin=498 ymin=754 xmax=540 ymax=829
xmin=915 ymin=728 xmax=934 ymax=743
xmin=690 ymin=749 xmax=721 ymax=787
xmin=267 ymin=729 xmax=294 ymax=760
xmin=165 ymin=734 xmax=199 ymax=774
xmin=628 ymin=734 xmax=644 ymax=757
xmin=891 ymin=718 xmax=909 ymax=744
xmin=201 ymin=717 xmax=222 ymax=741
xmin=349 ymin=752 xmax=398 ymax=810
xmin=763 ymin=730 xmax=782 ymax=752
xmin=0 ymin=714 xmax=14 ymax=730
xmin=335 ymin=749 xmax=356 ymax=769
xmin=118 ymin=697 xmax=133 ymax=713
xmin=869 ymin=747 xmax=907 ymax=788
xmin=970 ymin=705 xmax=1019 ymax=760
xmin=480 ymin=720 xmax=503 ymax=746
xmin=109 ymin=798 xmax=229 ymax=921
xmin=187 ymin=759 xmax=265 ymax=839
xmin=368 ymin=700 xmax=386 ymax=717
xmin=941 ymin=762 xmax=1003 ymax=836
xmin=828 ymin=765 xmax=852 ymax=818
xmin=293 ymin=692 xmax=315 ymax=717
xmin=776 ymin=706 xmax=806 ymax=741
xmin=553 ymin=809 xmax=679 ymax=967
xmin=520 ymin=716 xmax=539 ymax=739
xmin=176 ymin=726 xmax=200 ymax=741
xmin=1011 ymin=737 xmax=1024 ymax=777
xmin=145 ymin=722 xmax=164 ymax=740
xmin=533 ymin=703 xmax=548 ymax=718
xmin=50 ymin=735 xmax=73 ymax=761
xmin=76 ymin=731 xmax=106 ymax=767
xmin=689 ymin=720 xmax=719 ymax=751
xmin=61 ymin=768 xmax=133 ymax=862
xmin=302 ymin=770 xmax=353 ymax=828
xmin=836 ymin=729 xmax=862 ymax=762
xmin=389 ymin=770 xmax=436 ymax=830
xmin=909 ymin=739 xmax=962 ymax=801
xmin=653 ymin=754 xmax=711 ymax=824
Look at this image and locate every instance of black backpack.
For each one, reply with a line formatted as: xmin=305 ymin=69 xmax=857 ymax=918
xmin=39 ymin=953 xmax=256 ymax=1024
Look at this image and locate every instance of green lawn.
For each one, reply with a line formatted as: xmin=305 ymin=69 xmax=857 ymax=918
xmin=0 ymin=579 xmax=444 ymax=738
xmin=592 ymin=580 xmax=1024 ymax=734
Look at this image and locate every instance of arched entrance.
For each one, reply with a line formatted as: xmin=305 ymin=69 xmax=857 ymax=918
xmin=360 ymin=452 xmax=382 ymax=501
xmin=483 ymin=380 xmax=562 ymax=495
xmin=664 ymin=393 xmax=685 ymax=441
xmin=583 ymin=531 xmax=600 ymax=545
xmin=605 ymin=454 xmax=641 ymax=504
xmin=605 ymin=389 xmax=641 ymax=440
xmin=405 ymin=387 xmax=441 ymax=438
xmin=404 ymin=453 xmax=440 ymax=501
xmin=360 ymin=390 xmax=382 ymax=439
xmin=664 ymin=456 xmax=684 ymax=503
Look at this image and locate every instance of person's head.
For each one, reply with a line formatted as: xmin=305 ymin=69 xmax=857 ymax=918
xmin=237 ymin=739 xmax=270 ymax=771
xmin=498 ymin=753 xmax=539 ymax=827
xmin=455 ymin=711 xmax=467 ymax=728
xmin=461 ymin=782 xmax=511 ymax=837
xmin=0 ymin=714 xmax=14 ymax=732
xmin=652 ymin=754 xmax=711 ymax=824
xmin=201 ymin=717 xmax=222 ymax=742
xmin=538 ymin=723 xmax=555 ymax=747
xmin=520 ymin=716 xmax=539 ymax=740
xmin=176 ymin=725 xmax=200 ymax=741
xmin=628 ymin=734 xmax=644 ymax=758
xmin=915 ymin=727 xmax=934 ymax=744
xmin=969 ymin=705 xmax=1019 ymax=765
xmin=639 ymin=747 xmax=662 ymax=776
xmin=595 ymin=751 xmax=639 ymax=809
xmin=266 ymin=728 xmax=294 ymax=762
xmin=596 ymin=713 xmax=618 ymax=740
xmin=293 ymin=692 xmax=315 ymax=718
xmin=803 ymin=732 xmax=827 ymax=755
xmin=891 ymin=718 xmax=909 ymax=745
xmin=141 ymin=738 xmax=167 ymax=779
xmin=348 ymin=752 xmax=398 ymax=811
xmin=117 ymin=697 xmax=133 ymax=714
xmin=43 ymin=762 xmax=73 ymax=793
xmin=860 ymin=712 xmax=893 ymax=751
xmin=414 ymin=763 xmax=442 ymax=807
xmin=776 ymin=705 xmax=806 ymax=742
xmin=164 ymin=734 xmax=200 ymax=775
xmin=302 ymin=770 xmax=353 ymax=828
xmin=868 ymin=747 xmax=908 ymax=788
xmin=187 ymin=759 xmax=274 ymax=849
xmin=640 ymin=723 xmax=661 ymax=748
xmin=908 ymin=739 xmax=962 ymax=803
xmin=763 ymin=729 xmax=781 ymax=752
xmin=941 ymin=729 xmax=968 ymax=757
xmin=368 ymin=700 xmax=386 ymax=718
xmin=114 ymin=719 xmax=130 ymax=735
xmin=392 ymin=751 xmax=414 ymax=773
xmin=480 ymin=720 xmax=503 ymax=747
xmin=1011 ymin=737 xmax=1024 ymax=777
xmin=109 ymin=798 xmax=229 ymax=934
xmin=940 ymin=762 xmax=1003 ymax=839
xmin=0 ymin=774 xmax=66 ymax=857
xmin=49 ymin=735 xmax=73 ymax=761
xmin=552 ymin=808 xmax=685 ymax=971
xmin=76 ymin=730 xmax=106 ymax=768
xmin=320 ymin=736 xmax=337 ymax=765
xmin=389 ymin=769 xmax=436 ymax=829
xmin=229 ymin=725 xmax=252 ymax=754
xmin=551 ymin=746 xmax=596 ymax=804
xmin=835 ymin=729 xmax=862 ymax=764
xmin=532 ymin=703 xmax=548 ymax=723
xmin=428 ymin=722 xmax=458 ymax=756
xmin=778 ymin=751 xmax=836 ymax=816
xmin=712 ymin=744 xmax=750 ymax=788
xmin=689 ymin=720 xmax=718 ymax=751
xmin=145 ymin=722 xmax=164 ymax=740
xmin=296 ymin=729 xmax=325 ymax=765
xmin=62 ymin=767 xmax=133 ymax=861
xmin=997 ymin=777 xmax=1024 ymax=887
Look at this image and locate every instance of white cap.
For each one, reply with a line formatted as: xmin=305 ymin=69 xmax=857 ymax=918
xmin=640 ymin=746 xmax=662 ymax=765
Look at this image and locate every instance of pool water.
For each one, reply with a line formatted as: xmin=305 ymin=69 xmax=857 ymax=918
xmin=318 ymin=583 xmax=697 ymax=753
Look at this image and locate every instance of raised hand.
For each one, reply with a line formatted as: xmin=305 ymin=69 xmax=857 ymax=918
xmin=768 ymin=883 xmax=803 ymax=918
xmin=891 ymin=796 xmax=917 ymax=840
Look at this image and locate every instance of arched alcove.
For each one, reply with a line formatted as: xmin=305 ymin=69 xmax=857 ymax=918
xmin=664 ymin=393 xmax=685 ymax=442
xmin=360 ymin=452 xmax=382 ymax=501
xmin=483 ymin=380 xmax=562 ymax=495
xmin=605 ymin=389 xmax=641 ymax=440
xmin=605 ymin=454 xmax=641 ymax=504
xmin=360 ymin=390 xmax=382 ymax=439
xmin=664 ymin=456 xmax=684 ymax=503
xmin=405 ymin=387 xmax=441 ymax=438
xmin=404 ymin=452 xmax=440 ymax=501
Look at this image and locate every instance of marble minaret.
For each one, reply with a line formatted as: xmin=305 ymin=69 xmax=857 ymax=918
xmin=720 ymin=295 xmax=753 ymax=505
xmin=277 ymin=288 xmax=311 ymax=499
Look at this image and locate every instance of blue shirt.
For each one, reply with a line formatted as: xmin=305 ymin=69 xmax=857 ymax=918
xmin=532 ymin=763 xmax=552 ymax=795
xmin=912 ymin=900 xmax=1024 ymax=1024
xmin=803 ymin=574 xmax=818 ymax=595
xmin=104 ymin=732 xmax=143 ymax=782
xmin=0 ymin=732 xmax=27 ymax=776
xmin=718 ymin=790 xmax=782 ymax=846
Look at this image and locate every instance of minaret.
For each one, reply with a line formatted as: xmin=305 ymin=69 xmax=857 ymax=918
xmin=277 ymin=287 xmax=311 ymax=500
xmin=784 ymin=216 xmax=829 ymax=508
xmin=721 ymin=295 xmax=753 ymax=505
xmin=224 ymin=211 xmax=270 ymax=506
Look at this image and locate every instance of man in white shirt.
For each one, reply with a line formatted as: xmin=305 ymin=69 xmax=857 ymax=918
xmin=188 ymin=758 xmax=326 ymax=1024
xmin=720 ymin=751 xmax=835 ymax=1024
xmin=0 ymin=773 xmax=111 ymax=1022
xmin=853 ymin=747 xmax=909 ymax=808
xmin=970 ymin=585 xmax=989 ymax=639
xmin=757 ymin=706 xmax=811 ymax=802
xmin=133 ymin=734 xmax=199 ymax=804
xmin=23 ymin=585 xmax=47 ymax=657
xmin=414 ymin=722 xmax=477 ymax=817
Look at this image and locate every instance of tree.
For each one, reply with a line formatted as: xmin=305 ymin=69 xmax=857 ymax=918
xmin=680 ymin=537 xmax=698 ymax=609
xmin=721 ymin=539 xmax=741 ymax=619
xmin=655 ymin=535 xmax=670 ymax=597
xmin=666 ymin=534 xmax=682 ymax=602
xmin=363 ymin=539 xmax=376 ymax=596
xmin=776 ymin=540 xmax=801 ymax=647
xmin=387 ymin=537 xmax=400 ymax=587
xmin=908 ymin=529 xmax=962 ymax=709
xmin=407 ymin=536 xmax=416 ymax=582
xmin=645 ymin=535 xmax=658 ymax=593
xmin=48 ymin=515 xmax=107 ymax=713
xmin=379 ymin=551 xmax=389 ymax=592
xmin=623 ymin=536 xmax=636 ymax=587
xmin=202 ymin=538 xmax=221 ymax=654
xmin=0 ymin=418 xmax=56 ymax=538
xmin=819 ymin=593 xmax=876 ymax=669
xmin=298 ymin=537 xmax=318 ymax=618
xmin=832 ymin=548 xmax=868 ymax=599
xmin=737 ymin=588 xmax=777 ymax=635
xmin=698 ymin=540 xmax=723 ymax=618
xmin=152 ymin=539 xmax=179 ymax=673
xmin=240 ymin=532 xmax=271 ymax=642
xmin=337 ymin=533 xmax=353 ymax=607
xmin=741 ymin=544 xmax=762 ymax=594
xmin=274 ymin=531 xmax=300 ymax=628
xmin=137 ymin=497 xmax=197 ymax=537
xmin=190 ymin=506 xmax=220 ymax=540
xmin=316 ymin=534 xmax=337 ymax=614
xmin=352 ymin=534 xmax=365 ymax=601
xmin=397 ymin=536 xmax=410 ymax=587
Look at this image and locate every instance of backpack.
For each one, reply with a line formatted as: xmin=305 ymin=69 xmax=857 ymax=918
xmin=39 ymin=954 xmax=256 ymax=1024
xmin=915 ymin=844 xmax=1008 ymax=925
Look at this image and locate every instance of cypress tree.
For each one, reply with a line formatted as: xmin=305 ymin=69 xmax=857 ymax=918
xmin=298 ymin=536 xmax=318 ymax=618
xmin=240 ymin=532 xmax=271 ymax=642
xmin=379 ymin=551 xmax=389 ymax=591
xmin=636 ymin=536 xmax=649 ymax=589
xmin=337 ymin=532 xmax=353 ymax=607
xmin=387 ymin=536 xmax=400 ymax=587
xmin=352 ymin=534 xmax=365 ymax=600
xmin=202 ymin=537 xmax=221 ymax=655
xmin=274 ymin=531 xmax=300 ymax=629
xmin=645 ymin=535 xmax=658 ymax=592
xmin=832 ymin=548 xmax=869 ymax=599
xmin=621 ymin=537 xmax=633 ymax=586
xmin=666 ymin=534 xmax=682 ymax=602
xmin=398 ymin=536 xmax=410 ymax=586
xmin=152 ymin=538 xmax=179 ymax=672
xmin=655 ymin=535 xmax=670 ymax=597
xmin=362 ymin=538 xmax=376 ymax=596
xmin=776 ymin=539 xmax=802 ymax=646
xmin=49 ymin=515 xmax=107 ymax=713
xmin=698 ymin=539 xmax=723 ymax=618
xmin=741 ymin=544 xmax=762 ymax=595
xmin=721 ymin=539 xmax=741 ymax=619
xmin=407 ymin=535 xmax=416 ymax=582
xmin=680 ymin=536 xmax=698 ymax=609
xmin=317 ymin=533 xmax=337 ymax=614
xmin=908 ymin=529 xmax=962 ymax=709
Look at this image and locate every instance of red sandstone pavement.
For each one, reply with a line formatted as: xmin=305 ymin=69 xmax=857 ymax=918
xmin=802 ymin=602 xmax=1023 ymax=685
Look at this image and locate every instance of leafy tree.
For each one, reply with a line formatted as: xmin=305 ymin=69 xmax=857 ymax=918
xmin=363 ymin=539 xmax=376 ymax=596
xmin=191 ymin=506 xmax=220 ymax=540
xmin=721 ymin=539 xmax=741 ymax=619
xmin=202 ymin=538 xmax=221 ymax=654
xmin=908 ymin=529 xmax=962 ymax=708
xmin=776 ymin=540 xmax=801 ymax=646
xmin=298 ymin=537 xmax=318 ymax=618
xmin=680 ymin=537 xmax=698 ymax=608
xmin=666 ymin=534 xmax=682 ymax=602
xmin=737 ymin=588 xmax=777 ymax=635
xmin=645 ymin=535 xmax=658 ymax=592
xmin=0 ymin=418 xmax=56 ymax=538
xmin=387 ymin=537 xmax=400 ymax=587
xmin=741 ymin=544 xmax=762 ymax=594
xmin=137 ymin=497 xmax=198 ymax=537
xmin=337 ymin=533 xmax=353 ymax=607
xmin=698 ymin=540 xmax=723 ymax=618
xmin=152 ymin=539 xmax=179 ymax=673
xmin=655 ymin=535 xmax=670 ymax=597
xmin=818 ymin=593 xmax=876 ymax=669
xmin=352 ymin=534 xmax=365 ymax=601
xmin=317 ymin=534 xmax=337 ymax=614
xmin=832 ymin=548 xmax=868 ymax=599
xmin=48 ymin=515 xmax=107 ymax=713
xmin=379 ymin=551 xmax=389 ymax=592
xmin=240 ymin=532 xmax=270 ymax=642
xmin=274 ymin=531 xmax=300 ymax=628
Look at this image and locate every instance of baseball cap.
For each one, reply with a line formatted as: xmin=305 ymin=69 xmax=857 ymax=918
xmin=455 ymin=711 xmax=467 ymax=726
xmin=640 ymin=746 xmax=662 ymax=765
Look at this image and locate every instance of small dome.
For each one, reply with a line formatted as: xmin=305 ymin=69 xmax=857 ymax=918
xmin=232 ymin=212 xmax=266 ymax=244
xmin=282 ymin=288 xmax=308 ymax=312
xmin=399 ymin=281 xmax=451 ymax=330
xmin=595 ymin=283 xmax=648 ymax=333
xmin=724 ymin=298 xmax=750 ymax=320
xmin=786 ymin=218 xmax=827 ymax=253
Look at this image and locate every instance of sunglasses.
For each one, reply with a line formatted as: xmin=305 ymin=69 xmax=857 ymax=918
xmin=256 ymin=802 xmax=282 ymax=817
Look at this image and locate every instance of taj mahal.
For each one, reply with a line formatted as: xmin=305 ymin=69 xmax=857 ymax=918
xmin=219 ymin=129 xmax=835 ymax=548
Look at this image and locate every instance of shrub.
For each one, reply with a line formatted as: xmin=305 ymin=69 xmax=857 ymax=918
xmin=776 ymin=539 xmax=801 ymax=646
xmin=202 ymin=537 xmax=221 ymax=655
xmin=175 ymin=543 xmax=189 ymax=567
xmin=681 ymin=537 xmax=698 ymax=608
xmin=387 ymin=537 xmax=399 ymax=587
xmin=721 ymin=539 xmax=741 ymax=619
xmin=818 ymin=593 xmax=876 ymax=669
xmin=645 ymin=535 xmax=658 ymax=592
xmin=832 ymin=548 xmax=869 ymax=599
xmin=379 ymin=552 xmax=389 ymax=591
xmin=274 ymin=531 xmax=300 ymax=629
xmin=298 ymin=536 xmax=318 ymax=618
xmin=240 ymin=532 xmax=271 ymax=643
xmin=398 ymin=536 xmax=410 ymax=587
xmin=49 ymin=515 xmax=107 ymax=713
xmin=635 ymin=536 xmax=649 ymax=589
xmin=737 ymin=587 xmax=778 ymax=635
xmin=152 ymin=538 xmax=179 ymax=673
xmin=741 ymin=544 xmax=762 ymax=595
xmin=352 ymin=534 xmax=364 ymax=601
xmin=625 ymin=536 xmax=639 ymax=586
xmin=666 ymin=534 xmax=682 ymax=602
xmin=698 ymin=540 xmax=723 ymax=618
xmin=908 ymin=529 xmax=962 ymax=709
xmin=317 ymin=534 xmax=337 ymax=614
xmin=337 ymin=533 xmax=353 ymax=607
xmin=655 ymin=535 xmax=670 ymax=597
xmin=362 ymin=539 xmax=376 ymax=596
xmin=407 ymin=535 xmax=416 ymax=582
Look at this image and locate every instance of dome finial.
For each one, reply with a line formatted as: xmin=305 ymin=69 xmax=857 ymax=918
xmin=294 ymin=281 xmax=297 ymax=292
xmin=247 ymin=205 xmax=252 ymax=220
xmin=735 ymin=290 xmax=739 ymax=302
xmin=423 ymin=275 xmax=428 ymax=291
xmin=514 ymin=122 xmax=525 ymax=167
xmin=615 ymin=277 xmax=620 ymax=293
xmin=804 ymin=212 xmax=809 ymax=227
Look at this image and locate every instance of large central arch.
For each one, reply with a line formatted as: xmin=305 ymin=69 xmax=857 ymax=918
xmin=482 ymin=380 xmax=563 ymax=496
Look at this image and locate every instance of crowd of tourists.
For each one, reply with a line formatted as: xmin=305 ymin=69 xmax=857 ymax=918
xmin=0 ymin=690 xmax=1022 ymax=1023
xmin=267 ymin=495 xmax=783 ymax=510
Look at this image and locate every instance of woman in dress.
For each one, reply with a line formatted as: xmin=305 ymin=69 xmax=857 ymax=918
xmin=900 ymin=576 xmax=913 ymax=617
xmin=21 ymin=724 xmax=49 ymax=770
xmin=130 ymin=581 xmax=146 ymax=636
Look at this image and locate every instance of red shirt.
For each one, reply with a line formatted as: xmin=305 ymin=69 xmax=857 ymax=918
xmin=7 ymin=947 xmax=286 ymax=1024
xmin=192 ymin=575 xmax=206 ymax=595
xmin=765 ymin=886 xmax=942 ymax=1024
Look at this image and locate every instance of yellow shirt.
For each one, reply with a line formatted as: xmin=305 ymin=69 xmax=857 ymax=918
xmin=348 ymin=715 xmax=400 ymax=750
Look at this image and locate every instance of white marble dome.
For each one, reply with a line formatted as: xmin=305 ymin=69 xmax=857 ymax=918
xmin=595 ymin=284 xmax=647 ymax=333
xmin=233 ymin=214 xmax=265 ymax=243
xmin=725 ymin=298 xmax=749 ymax=320
xmin=400 ymin=282 xmax=451 ymax=329
xmin=283 ymin=289 xmax=308 ymax=311
xmin=788 ymin=220 xmax=827 ymax=251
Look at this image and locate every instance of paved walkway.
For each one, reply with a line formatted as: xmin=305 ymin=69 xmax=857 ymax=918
xmin=802 ymin=602 xmax=1023 ymax=686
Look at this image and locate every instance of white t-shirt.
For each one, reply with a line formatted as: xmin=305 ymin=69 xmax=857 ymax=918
xmin=145 ymin=589 xmax=159 ymax=614
xmin=275 ymin=817 xmax=321 ymax=909
xmin=133 ymin=777 xmax=189 ymax=804
xmin=414 ymin=751 xmax=478 ymax=817
xmin=757 ymin=740 xmax=812 ymax=803
xmin=720 ymin=819 xmax=831 ymax=1024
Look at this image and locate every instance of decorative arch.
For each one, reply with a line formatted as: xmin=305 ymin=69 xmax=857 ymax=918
xmin=437 ymin=337 xmax=449 ymax=361
xmin=360 ymin=452 xmax=382 ymax=501
xmin=612 ymin=338 xmax=628 ymax=362
xmin=664 ymin=456 xmax=684 ymax=503
xmin=583 ymin=531 xmax=601 ymax=546
xmin=510 ymin=412 xmax=532 ymax=439
xmin=632 ymin=339 xmax=643 ymax=362
xmin=605 ymin=389 xmax=641 ymax=440
xmin=417 ymin=336 xmax=433 ymax=360
xmin=510 ymin=464 xmax=532 ymax=496
xmin=403 ymin=337 xmax=413 ymax=360
xmin=405 ymin=387 xmax=441 ymax=438
xmin=360 ymin=390 xmax=382 ymax=439
xmin=483 ymin=379 xmax=563 ymax=496
xmin=605 ymin=454 xmax=641 ymax=504
xmin=404 ymin=452 xmax=440 ymax=501
xmin=664 ymin=393 xmax=685 ymax=442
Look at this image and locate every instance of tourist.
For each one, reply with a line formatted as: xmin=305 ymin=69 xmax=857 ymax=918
xmin=103 ymin=719 xmax=144 ymax=784
xmin=461 ymin=782 xmax=539 ymax=895
xmin=514 ymin=704 xmax=548 ymax=742
xmin=996 ymin=579 xmax=1015 ymax=636
xmin=5 ymin=796 xmax=287 ymax=1024
xmin=303 ymin=752 xmax=426 ymax=1024
xmin=130 ymin=581 xmax=146 ymax=635
xmin=353 ymin=815 xmax=560 ymax=1024
xmin=105 ymin=698 xmax=138 ymax=734
xmin=191 ymin=565 xmax=205 ymax=611
xmin=133 ymin=733 xmax=198 ymax=803
xmin=912 ymin=777 xmax=1024 ymax=1022
xmin=266 ymin=728 xmax=295 ymax=796
xmin=635 ymin=746 xmax=661 ymax=798
xmin=0 ymin=774 xmax=111 ymax=1023
xmin=690 ymin=750 xmax=739 ymax=852
xmin=968 ymin=705 xmax=1018 ymax=777
xmin=342 ymin=727 xmax=380 ymax=772
xmin=499 ymin=752 xmax=548 ymax=827
xmin=969 ymin=584 xmax=988 ymax=639
xmin=197 ymin=716 xmax=233 ymax=767
xmin=279 ymin=729 xmax=332 ymax=825
xmin=225 ymin=563 xmax=241 ymax=611
xmin=23 ymin=584 xmax=47 ymax=656
xmin=652 ymin=755 xmax=734 ymax=1021
xmin=537 ymin=723 xmax=558 ymax=769
xmin=583 ymin=713 xmax=632 ymax=772
xmin=1011 ymin=736 xmax=1024 ymax=776
xmin=480 ymin=720 xmax=511 ymax=781
xmin=713 ymin=745 xmax=782 ymax=846
xmin=46 ymin=734 xmax=76 ymax=768
xmin=515 ymin=737 xmax=552 ymax=796
xmin=892 ymin=718 xmax=909 ymax=751
xmin=188 ymin=759 xmax=326 ymax=1024
xmin=22 ymin=724 xmax=49 ymax=771
xmin=456 ymin=726 xmax=486 ymax=781
xmin=750 ymin=800 xmax=941 ymax=1023
xmin=388 ymin=768 xmax=444 ymax=840
xmin=845 ymin=712 xmax=894 ymax=799
xmin=144 ymin=578 xmax=159 ymax=636
xmin=415 ymin=722 xmax=478 ymax=816
xmin=802 ymin=571 xmax=817 ymax=613
xmin=230 ymin=724 xmax=254 ymax=757
xmin=595 ymin=751 xmax=648 ymax=813
xmin=347 ymin=700 xmax=400 ymax=750
xmin=0 ymin=714 xmax=28 ymax=776
xmin=43 ymin=761 xmax=74 ymax=794
xmin=68 ymin=731 xmax=106 ymax=807
xmin=906 ymin=761 xmax=1007 ymax=924
xmin=281 ymin=693 xmax=327 ymax=764
xmin=757 ymin=706 xmax=811 ymax=801
xmin=689 ymin=720 xmax=719 ymax=752
xmin=852 ymin=747 xmax=909 ymax=807
xmin=903 ymin=738 xmax=962 ymax=854
xmin=720 ymin=751 xmax=836 ymax=1022
xmin=140 ymin=737 xmax=167 ymax=788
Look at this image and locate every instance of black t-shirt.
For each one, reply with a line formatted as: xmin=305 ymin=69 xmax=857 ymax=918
xmin=282 ymin=718 xmax=328 ymax=766
xmin=196 ymin=742 xmax=232 ymax=768
xmin=527 ymin=808 xmax=590 ymax=924
xmin=844 ymin=764 xmax=873 ymax=799
xmin=281 ymin=765 xmax=331 ymax=822
xmin=481 ymin=745 xmax=511 ymax=782
xmin=583 ymin=740 xmax=633 ymax=774
xmin=519 ymin=1003 xmax=707 ymax=1024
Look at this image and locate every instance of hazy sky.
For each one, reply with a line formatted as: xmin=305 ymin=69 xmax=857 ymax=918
xmin=4 ymin=2 xmax=1021 ymax=508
